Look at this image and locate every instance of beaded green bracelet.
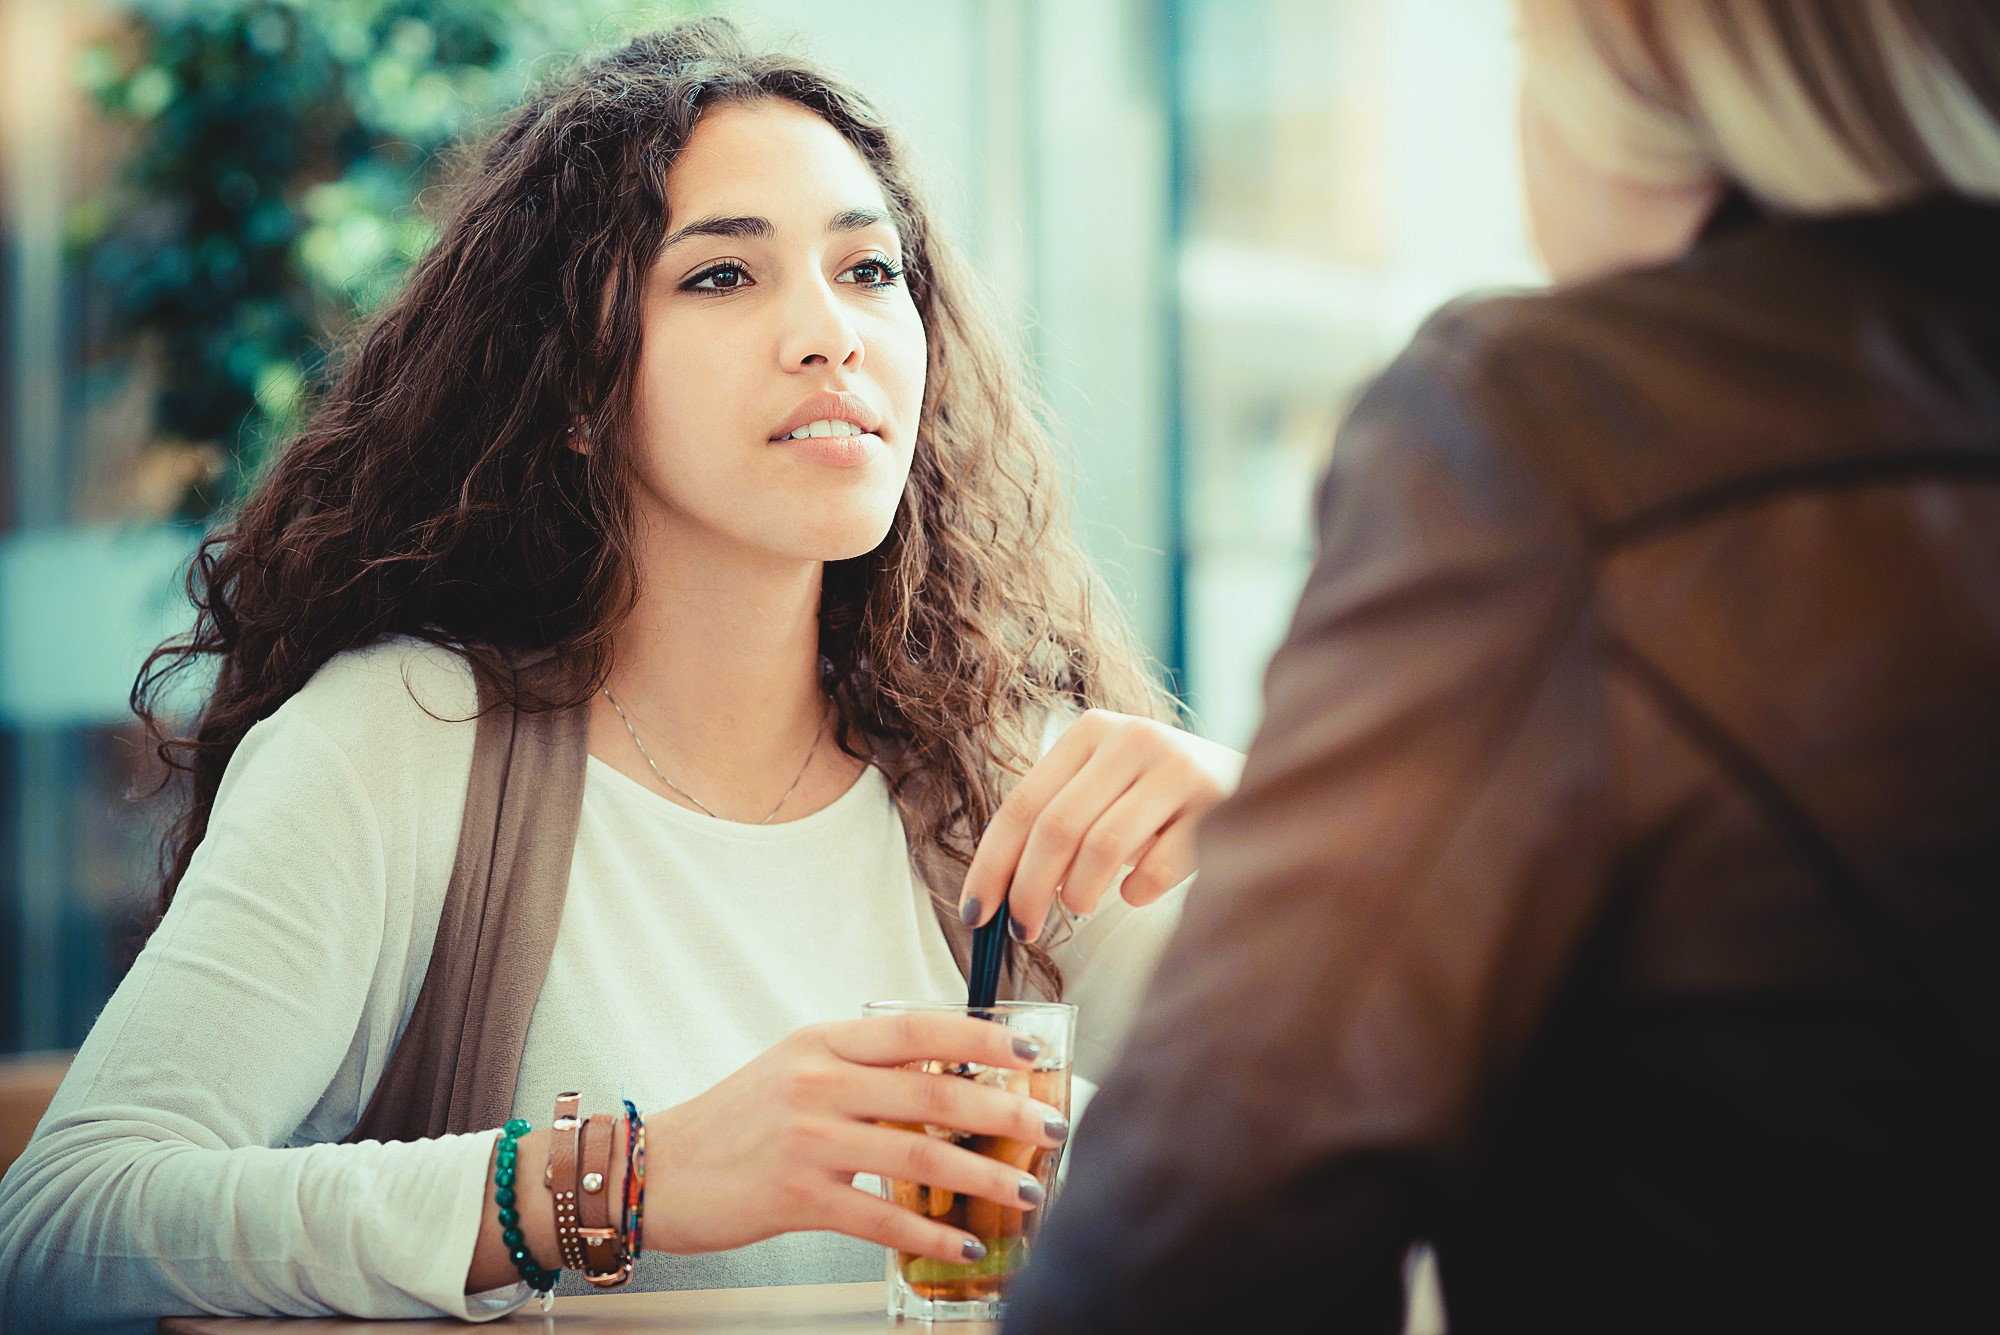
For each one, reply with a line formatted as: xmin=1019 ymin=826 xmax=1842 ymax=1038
xmin=494 ymin=1117 xmax=560 ymax=1300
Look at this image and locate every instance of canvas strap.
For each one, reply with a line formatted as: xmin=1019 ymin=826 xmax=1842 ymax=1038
xmin=348 ymin=659 xmax=589 ymax=1142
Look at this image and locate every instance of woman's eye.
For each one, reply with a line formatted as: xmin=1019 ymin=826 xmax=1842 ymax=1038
xmin=686 ymin=263 xmax=751 ymax=292
xmin=841 ymin=257 xmax=904 ymax=287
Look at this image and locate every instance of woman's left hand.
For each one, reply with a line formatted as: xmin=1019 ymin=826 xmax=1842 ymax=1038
xmin=958 ymin=710 xmax=1245 ymax=942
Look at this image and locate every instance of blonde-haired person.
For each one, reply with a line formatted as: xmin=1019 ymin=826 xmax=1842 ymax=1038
xmin=1010 ymin=3 xmax=1999 ymax=1333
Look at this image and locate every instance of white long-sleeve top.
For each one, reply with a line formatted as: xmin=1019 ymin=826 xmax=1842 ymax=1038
xmin=0 ymin=638 xmax=1184 ymax=1333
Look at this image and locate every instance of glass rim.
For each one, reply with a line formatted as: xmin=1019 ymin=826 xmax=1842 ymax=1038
xmin=863 ymin=999 xmax=1076 ymax=1016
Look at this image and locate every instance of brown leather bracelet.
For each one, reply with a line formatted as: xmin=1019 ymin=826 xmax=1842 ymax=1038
xmin=576 ymin=1112 xmax=633 ymax=1287
xmin=546 ymin=1091 xmax=587 ymax=1273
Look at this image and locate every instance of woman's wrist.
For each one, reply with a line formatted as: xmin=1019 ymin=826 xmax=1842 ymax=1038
xmin=466 ymin=1126 xmax=561 ymax=1293
xmin=631 ymin=1101 xmax=697 ymax=1256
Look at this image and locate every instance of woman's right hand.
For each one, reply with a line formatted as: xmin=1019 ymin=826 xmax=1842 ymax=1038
xmin=641 ymin=1013 xmax=1069 ymax=1263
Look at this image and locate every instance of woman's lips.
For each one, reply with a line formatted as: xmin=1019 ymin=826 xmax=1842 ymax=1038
xmin=773 ymin=431 xmax=883 ymax=468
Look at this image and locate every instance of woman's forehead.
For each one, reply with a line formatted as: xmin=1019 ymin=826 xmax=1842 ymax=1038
xmin=664 ymin=99 xmax=893 ymax=228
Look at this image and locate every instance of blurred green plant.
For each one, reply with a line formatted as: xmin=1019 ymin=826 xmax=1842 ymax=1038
xmin=72 ymin=0 xmax=698 ymax=507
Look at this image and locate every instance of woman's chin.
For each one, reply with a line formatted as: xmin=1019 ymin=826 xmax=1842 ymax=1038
xmin=816 ymin=525 xmax=899 ymax=564
xmin=757 ymin=512 xmax=899 ymax=565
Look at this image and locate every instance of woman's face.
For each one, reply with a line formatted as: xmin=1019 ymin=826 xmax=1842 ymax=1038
xmin=624 ymin=98 xmax=927 ymax=568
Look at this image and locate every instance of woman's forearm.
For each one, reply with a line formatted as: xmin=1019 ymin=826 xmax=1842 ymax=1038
xmin=1 ymin=1120 xmax=510 ymax=1330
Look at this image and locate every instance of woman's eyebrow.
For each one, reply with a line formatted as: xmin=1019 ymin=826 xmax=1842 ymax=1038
xmin=830 ymin=207 xmax=893 ymax=234
xmin=659 ymin=214 xmax=772 ymax=253
xmin=658 ymin=208 xmax=895 ymax=256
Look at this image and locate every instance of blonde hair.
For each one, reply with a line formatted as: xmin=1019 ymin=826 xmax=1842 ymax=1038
xmin=1518 ymin=0 xmax=2000 ymax=212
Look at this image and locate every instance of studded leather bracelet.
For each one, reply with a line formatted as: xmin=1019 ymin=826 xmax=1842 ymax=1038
xmin=545 ymin=1091 xmax=589 ymax=1274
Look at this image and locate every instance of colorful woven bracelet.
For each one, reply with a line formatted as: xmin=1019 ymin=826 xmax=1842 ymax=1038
xmin=622 ymin=1099 xmax=646 ymax=1258
xmin=494 ymin=1117 xmax=560 ymax=1297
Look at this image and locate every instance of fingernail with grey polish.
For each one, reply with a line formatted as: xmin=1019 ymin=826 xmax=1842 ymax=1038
xmin=1008 ymin=916 xmax=1030 ymax=943
xmin=1012 ymin=1035 xmax=1043 ymax=1061
xmin=961 ymin=1238 xmax=987 ymax=1261
xmin=1044 ymin=1113 xmax=1069 ymax=1144
xmin=1018 ymin=1177 xmax=1046 ymax=1207
xmin=959 ymin=896 xmax=983 ymax=927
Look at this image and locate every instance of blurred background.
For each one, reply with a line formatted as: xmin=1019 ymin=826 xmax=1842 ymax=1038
xmin=0 ymin=0 xmax=1538 ymax=1055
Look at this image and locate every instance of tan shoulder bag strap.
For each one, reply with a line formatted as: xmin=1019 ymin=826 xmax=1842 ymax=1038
xmin=348 ymin=664 xmax=590 ymax=1142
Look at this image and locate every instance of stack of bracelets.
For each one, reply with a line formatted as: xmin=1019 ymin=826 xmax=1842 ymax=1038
xmin=492 ymin=1090 xmax=647 ymax=1308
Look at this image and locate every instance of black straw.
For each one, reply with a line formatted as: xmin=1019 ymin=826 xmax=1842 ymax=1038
xmin=967 ymin=893 xmax=1008 ymax=1012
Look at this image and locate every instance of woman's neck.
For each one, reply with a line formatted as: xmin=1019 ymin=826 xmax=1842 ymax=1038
xmin=591 ymin=531 xmax=856 ymax=822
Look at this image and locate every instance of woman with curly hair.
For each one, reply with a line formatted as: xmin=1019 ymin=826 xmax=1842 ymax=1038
xmin=0 ymin=18 xmax=1239 ymax=1329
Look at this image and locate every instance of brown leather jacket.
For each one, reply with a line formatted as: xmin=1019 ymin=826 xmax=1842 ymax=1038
xmin=1006 ymin=198 xmax=2000 ymax=1334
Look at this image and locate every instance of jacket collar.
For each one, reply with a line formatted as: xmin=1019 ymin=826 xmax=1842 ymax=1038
xmin=1693 ymin=188 xmax=2000 ymax=303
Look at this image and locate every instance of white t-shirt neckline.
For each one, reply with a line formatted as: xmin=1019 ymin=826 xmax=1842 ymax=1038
xmin=584 ymin=751 xmax=886 ymax=840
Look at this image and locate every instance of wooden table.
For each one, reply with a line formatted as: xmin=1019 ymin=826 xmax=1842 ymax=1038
xmin=158 ymin=1282 xmax=992 ymax=1333
xmin=0 ymin=1051 xmax=73 ymax=1179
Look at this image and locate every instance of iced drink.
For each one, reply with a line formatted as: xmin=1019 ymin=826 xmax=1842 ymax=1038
xmin=864 ymin=1000 xmax=1077 ymax=1322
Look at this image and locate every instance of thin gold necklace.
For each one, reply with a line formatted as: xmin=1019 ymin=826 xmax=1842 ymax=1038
xmin=601 ymin=687 xmax=828 ymax=824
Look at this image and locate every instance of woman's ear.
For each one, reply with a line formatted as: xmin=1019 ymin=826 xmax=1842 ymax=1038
xmin=565 ymin=416 xmax=591 ymax=456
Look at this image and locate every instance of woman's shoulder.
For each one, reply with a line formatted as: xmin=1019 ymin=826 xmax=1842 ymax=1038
xmin=292 ymin=634 xmax=478 ymax=721
xmin=1313 ymin=294 xmax=1599 ymax=570
xmin=199 ymin=637 xmax=480 ymax=973
xmin=1386 ymin=232 xmax=1847 ymax=507
xmin=1389 ymin=281 xmax=1677 ymax=422
xmin=257 ymin=635 xmax=481 ymax=792
xmin=1346 ymin=266 xmax=1754 ymax=538
xmin=1409 ymin=222 xmax=1784 ymax=369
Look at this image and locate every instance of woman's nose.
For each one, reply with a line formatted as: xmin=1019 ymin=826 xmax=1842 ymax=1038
xmin=778 ymin=279 xmax=864 ymax=370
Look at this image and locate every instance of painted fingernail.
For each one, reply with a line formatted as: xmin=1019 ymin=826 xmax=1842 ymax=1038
xmin=961 ymin=1237 xmax=987 ymax=1261
xmin=1017 ymin=1177 xmax=1046 ymax=1207
xmin=1043 ymin=1112 xmax=1070 ymax=1144
xmin=1012 ymin=1035 xmax=1043 ymax=1061
xmin=1008 ymin=915 xmax=1031 ymax=943
xmin=959 ymin=896 xmax=983 ymax=927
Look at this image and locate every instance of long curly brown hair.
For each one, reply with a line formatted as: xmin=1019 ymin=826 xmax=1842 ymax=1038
xmin=133 ymin=17 xmax=1172 ymax=989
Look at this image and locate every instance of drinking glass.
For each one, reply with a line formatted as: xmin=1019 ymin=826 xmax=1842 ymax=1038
xmin=862 ymin=999 xmax=1076 ymax=1322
